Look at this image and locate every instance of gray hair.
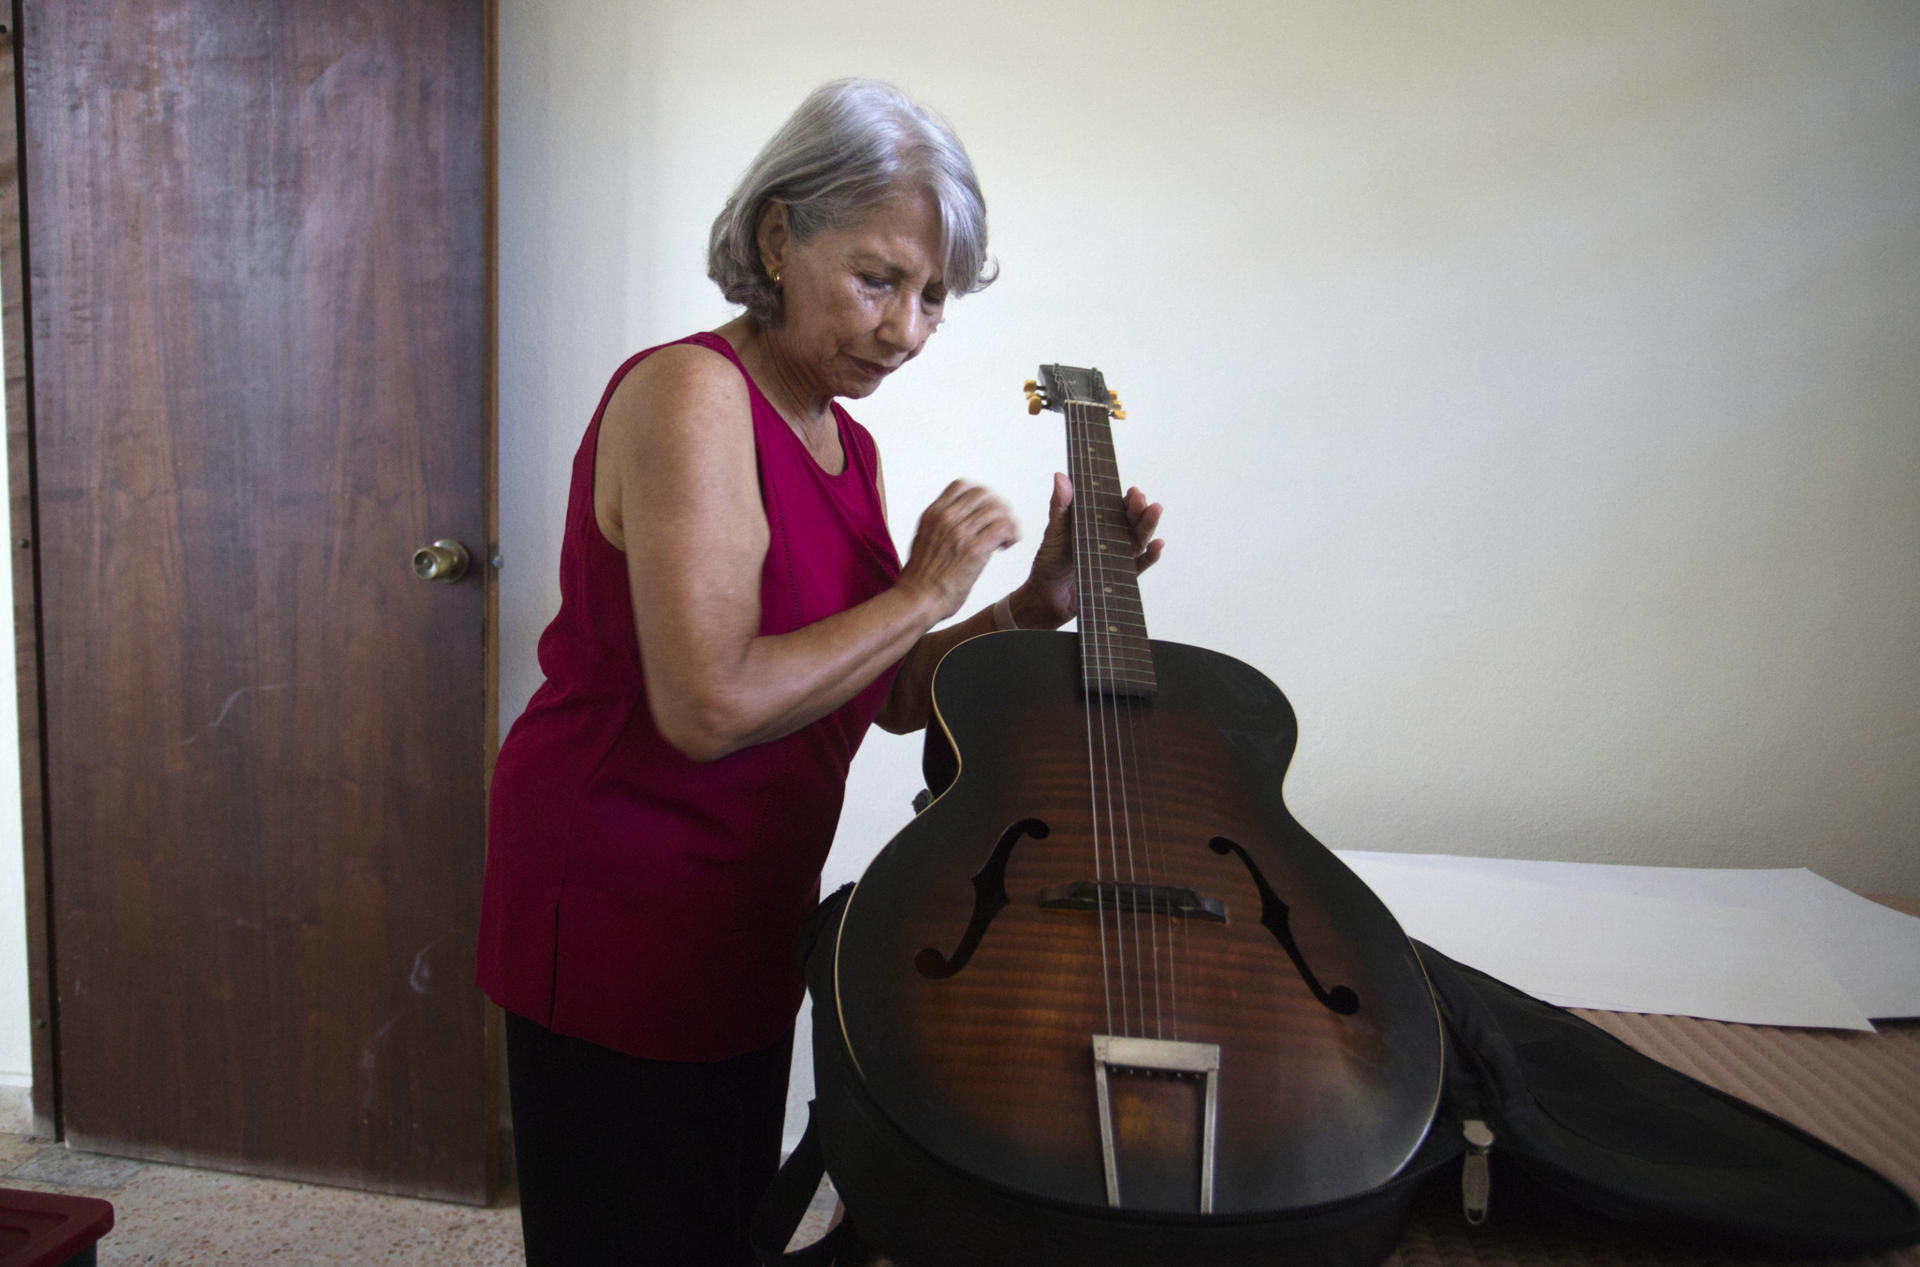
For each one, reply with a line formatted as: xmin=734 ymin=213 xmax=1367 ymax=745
xmin=708 ymin=79 xmax=996 ymax=325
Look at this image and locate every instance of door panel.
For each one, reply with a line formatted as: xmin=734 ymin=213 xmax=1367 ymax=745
xmin=22 ymin=0 xmax=493 ymax=1200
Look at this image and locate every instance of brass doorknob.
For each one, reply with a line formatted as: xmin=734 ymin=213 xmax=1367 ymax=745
xmin=412 ymin=539 xmax=471 ymax=583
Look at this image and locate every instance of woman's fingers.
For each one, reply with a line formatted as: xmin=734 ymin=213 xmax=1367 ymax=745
xmin=903 ymin=481 xmax=1019 ymax=617
xmin=1123 ymin=485 xmax=1165 ymax=573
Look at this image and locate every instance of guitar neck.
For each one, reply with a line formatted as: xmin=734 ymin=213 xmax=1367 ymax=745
xmin=1062 ymin=396 xmax=1157 ymax=699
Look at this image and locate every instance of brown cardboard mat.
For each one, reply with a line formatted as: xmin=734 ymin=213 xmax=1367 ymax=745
xmin=1383 ymin=899 xmax=1920 ymax=1266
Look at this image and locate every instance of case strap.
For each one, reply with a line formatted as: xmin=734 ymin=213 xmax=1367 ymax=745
xmin=750 ymin=1102 xmax=852 ymax=1266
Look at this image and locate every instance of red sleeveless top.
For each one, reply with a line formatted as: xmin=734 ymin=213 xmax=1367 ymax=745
xmin=476 ymin=333 xmax=902 ymax=1061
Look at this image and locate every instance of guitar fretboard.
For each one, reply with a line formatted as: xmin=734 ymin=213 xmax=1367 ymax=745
xmin=1064 ymin=399 xmax=1157 ymax=699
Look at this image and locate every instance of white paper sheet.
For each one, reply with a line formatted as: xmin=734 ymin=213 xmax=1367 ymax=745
xmin=1333 ymin=853 xmax=1920 ymax=1030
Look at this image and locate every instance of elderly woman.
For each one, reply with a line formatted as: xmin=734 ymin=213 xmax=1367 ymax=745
xmin=476 ymin=79 xmax=1162 ymax=1265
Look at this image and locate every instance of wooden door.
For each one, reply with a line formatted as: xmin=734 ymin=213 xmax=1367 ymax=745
xmin=19 ymin=0 xmax=495 ymax=1201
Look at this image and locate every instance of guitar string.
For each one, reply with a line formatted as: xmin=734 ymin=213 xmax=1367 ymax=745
xmin=1113 ymin=558 xmax=1170 ymax=1043
xmin=1128 ymin=583 xmax=1178 ymax=1041
xmin=1077 ymin=401 xmax=1126 ymax=1037
xmin=1077 ymin=398 xmax=1134 ymax=1037
xmin=1068 ymin=396 xmax=1118 ymax=1038
xmin=1094 ymin=398 xmax=1177 ymax=1043
xmin=1073 ymin=388 xmax=1182 ymax=1044
xmin=1072 ymin=394 xmax=1155 ymax=1040
xmin=1083 ymin=401 xmax=1155 ymax=1041
xmin=1098 ymin=402 xmax=1171 ymax=1043
xmin=1106 ymin=396 xmax=1180 ymax=1044
xmin=1090 ymin=404 xmax=1135 ymax=1037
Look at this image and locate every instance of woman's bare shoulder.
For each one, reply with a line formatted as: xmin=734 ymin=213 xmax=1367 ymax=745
xmin=595 ymin=338 xmax=761 ymax=549
xmin=608 ymin=338 xmax=750 ymax=434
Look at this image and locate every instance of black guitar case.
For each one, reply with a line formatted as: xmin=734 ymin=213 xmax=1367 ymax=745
xmin=753 ymin=883 xmax=1920 ymax=1267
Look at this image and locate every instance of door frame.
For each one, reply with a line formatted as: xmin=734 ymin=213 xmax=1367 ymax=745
xmin=0 ymin=1 xmax=57 ymax=1142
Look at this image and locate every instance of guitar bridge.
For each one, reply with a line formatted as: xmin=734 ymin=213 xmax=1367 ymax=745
xmin=1091 ymin=1034 xmax=1221 ymax=1212
xmin=1037 ymin=880 xmax=1226 ymax=922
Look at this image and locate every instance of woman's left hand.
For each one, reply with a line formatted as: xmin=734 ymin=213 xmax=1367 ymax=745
xmin=1018 ymin=472 xmax=1163 ymax=627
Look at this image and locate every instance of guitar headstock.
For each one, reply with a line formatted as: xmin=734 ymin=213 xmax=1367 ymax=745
xmin=1024 ymin=364 xmax=1125 ymax=420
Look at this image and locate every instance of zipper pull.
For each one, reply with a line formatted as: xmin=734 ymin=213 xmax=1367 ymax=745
xmin=1461 ymin=1119 xmax=1494 ymax=1226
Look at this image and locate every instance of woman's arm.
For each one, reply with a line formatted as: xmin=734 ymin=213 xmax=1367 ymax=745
xmin=594 ymin=344 xmax=1017 ymax=762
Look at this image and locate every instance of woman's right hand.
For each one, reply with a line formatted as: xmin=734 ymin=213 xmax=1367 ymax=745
xmin=601 ymin=347 xmax=1009 ymax=761
xmin=896 ymin=480 xmax=1020 ymax=622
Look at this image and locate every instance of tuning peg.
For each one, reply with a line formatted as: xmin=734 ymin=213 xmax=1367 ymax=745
xmin=1111 ymin=408 xmax=1127 ymax=420
xmin=1026 ymin=392 xmax=1045 ymax=415
xmin=1022 ymin=379 xmax=1040 ymax=393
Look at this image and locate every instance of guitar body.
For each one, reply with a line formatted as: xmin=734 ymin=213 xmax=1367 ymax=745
xmin=834 ymin=630 xmax=1444 ymax=1215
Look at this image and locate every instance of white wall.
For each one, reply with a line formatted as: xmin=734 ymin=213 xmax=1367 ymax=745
xmin=497 ymin=0 xmax=1919 ymax=1150
xmin=502 ymin=0 xmax=1919 ymax=887
xmin=0 ymin=307 xmax=31 ymax=1131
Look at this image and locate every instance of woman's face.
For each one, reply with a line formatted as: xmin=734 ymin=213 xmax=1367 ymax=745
xmin=760 ymin=188 xmax=948 ymax=404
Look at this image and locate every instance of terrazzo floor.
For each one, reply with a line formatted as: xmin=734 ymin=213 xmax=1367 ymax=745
xmin=0 ymin=1132 xmax=850 ymax=1265
xmin=0 ymin=1131 xmax=526 ymax=1264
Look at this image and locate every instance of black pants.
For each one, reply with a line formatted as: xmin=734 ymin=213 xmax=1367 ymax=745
xmin=505 ymin=1010 xmax=794 ymax=1267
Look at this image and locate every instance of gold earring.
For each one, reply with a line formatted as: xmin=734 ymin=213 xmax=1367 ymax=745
xmin=771 ymin=268 xmax=782 ymax=286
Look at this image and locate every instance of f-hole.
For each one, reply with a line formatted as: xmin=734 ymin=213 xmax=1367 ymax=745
xmin=915 ymin=818 xmax=1049 ymax=979
xmin=1208 ymin=836 xmax=1360 ymax=1015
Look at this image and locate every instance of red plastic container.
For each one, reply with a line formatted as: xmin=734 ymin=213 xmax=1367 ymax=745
xmin=0 ymin=1189 xmax=114 ymax=1267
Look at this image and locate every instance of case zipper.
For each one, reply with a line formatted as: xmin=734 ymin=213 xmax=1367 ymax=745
xmin=1461 ymin=1119 xmax=1495 ymax=1225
